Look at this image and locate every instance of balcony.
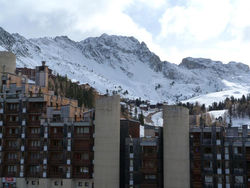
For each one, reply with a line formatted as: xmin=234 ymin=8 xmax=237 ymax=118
xmin=193 ymin=153 xmax=201 ymax=160
xmin=72 ymin=145 xmax=92 ymax=151
xmin=234 ymin=154 xmax=243 ymax=160
xmin=26 ymin=134 xmax=40 ymax=138
xmin=27 ymin=107 xmax=46 ymax=114
xmin=73 ymin=121 xmax=91 ymax=126
xmin=4 ymin=133 xmax=20 ymax=138
xmin=204 ymin=183 xmax=213 ymax=188
xmin=142 ymin=153 xmax=157 ymax=159
xmin=140 ymin=167 xmax=157 ymax=174
xmin=48 ymin=158 xmax=66 ymax=165
xmin=72 ymin=173 xmax=91 ymax=179
xmin=49 ymin=134 xmax=64 ymax=139
xmin=27 ymin=146 xmax=42 ymax=151
xmin=72 ymin=160 xmax=92 ymax=166
xmin=73 ymin=133 xmax=92 ymax=139
xmin=26 ymin=158 xmax=42 ymax=164
xmin=48 ymin=171 xmax=66 ymax=178
xmin=3 ymin=172 xmax=18 ymax=177
xmin=27 ymin=121 xmax=41 ymax=126
xmin=204 ymin=168 xmax=213 ymax=174
xmin=3 ymin=145 xmax=20 ymax=151
xmin=203 ymin=139 xmax=212 ymax=145
xmin=203 ymin=154 xmax=213 ymax=160
xmin=48 ymin=145 xmax=64 ymax=151
xmin=26 ymin=172 xmax=41 ymax=178
xmin=5 ymin=121 xmax=19 ymax=126
xmin=4 ymin=159 xmax=19 ymax=164
xmin=234 ymin=168 xmax=244 ymax=174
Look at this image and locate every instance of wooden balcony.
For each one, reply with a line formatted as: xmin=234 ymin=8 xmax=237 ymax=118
xmin=192 ymin=168 xmax=201 ymax=174
xmin=3 ymin=145 xmax=20 ymax=151
xmin=48 ymin=171 xmax=66 ymax=178
xmin=72 ymin=160 xmax=92 ymax=166
xmin=27 ymin=146 xmax=42 ymax=151
xmin=48 ymin=158 xmax=66 ymax=165
xmin=140 ymin=167 xmax=157 ymax=174
xmin=142 ymin=153 xmax=157 ymax=159
xmin=72 ymin=173 xmax=92 ymax=179
xmin=192 ymin=182 xmax=203 ymax=188
xmin=26 ymin=158 xmax=42 ymax=164
xmin=49 ymin=134 xmax=64 ymax=139
xmin=26 ymin=172 xmax=42 ymax=178
xmin=26 ymin=134 xmax=41 ymax=138
xmin=3 ymin=133 xmax=20 ymax=138
xmin=246 ymin=154 xmax=250 ymax=161
xmin=72 ymin=145 xmax=92 ymax=151
xmin=48 ymin=145 xmax=64 ymax=151
xmin=3 ymin=159 xmax=20 ymax=164
xmin=27 ymin=107 xmax=46 ymax=114
xmin=73 ymin=134 xmax=92 ymax=139
xmin=3 ymin=171 xmax=18 ymax=177
xmin=27 ymin=121 xmax=41 ymax=126
xmin=5 ymin=121 xmax=19 ymax=126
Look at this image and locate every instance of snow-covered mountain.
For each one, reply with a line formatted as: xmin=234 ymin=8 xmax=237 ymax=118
xmin=0 ymin=27 xmax=250 ymax=104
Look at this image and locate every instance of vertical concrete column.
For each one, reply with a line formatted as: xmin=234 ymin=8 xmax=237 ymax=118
xmin=94 ymin=95 xmax=120 ymax=188
xmin=163 ymin=105 xmax=190 ymax=188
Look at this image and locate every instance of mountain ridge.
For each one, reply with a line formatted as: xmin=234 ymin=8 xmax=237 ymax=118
xmin=0 ymin=26 xmax=249 ymax=104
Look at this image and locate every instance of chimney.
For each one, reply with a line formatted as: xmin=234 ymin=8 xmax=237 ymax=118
xmin=42 ymin=61 xmax=46 ymax=66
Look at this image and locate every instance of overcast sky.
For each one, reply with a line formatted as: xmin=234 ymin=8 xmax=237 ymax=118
xmin=1 ymin=0 xmax=250 ymax=65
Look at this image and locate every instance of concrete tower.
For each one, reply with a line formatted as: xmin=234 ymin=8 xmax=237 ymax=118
xmin=35 ymin=61 xmax=48 ymax=88
xmin=0 ymin=51 xmax=16 ymax=86
xmin=163 ymin=105 xmax=190 ymax=188
xmin=94 ymin=95 xmax=120 ymax=188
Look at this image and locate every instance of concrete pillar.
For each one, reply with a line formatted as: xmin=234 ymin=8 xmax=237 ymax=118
xmin=94 ymin=95 xmax=120 ymax=188
xmin=163 ymin=105 xmax=190 ymax=188
xmin=39 ymin=178 xmax=50 ymax=188
xmin=16 ymin=178 xmax=26 ymax=188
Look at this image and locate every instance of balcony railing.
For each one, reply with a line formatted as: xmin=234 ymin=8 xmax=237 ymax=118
xmin=202 ymin=139 xmax=212 ymax=145
xmin=72 ymin=160 xmax=91 ymax=166
xmin=72 ymin=173 xmax=91 ymax=179
xmin=48 ymin=145 xmax=64 ymax=151
xmin=4 ymin=158 xmax=20 ymax=164
xmin=204 ymin=168 xmax=213 ymax=174
xmin=4 ymin=133 xmax=20 ymax=138
xmin=26 ymin=172 xmax=41 ymax=178
xmin=203 ymin=154 xmax=213 ymax=159
xmin=48 ymin=171 xmax=66 ymax=178
xmin=3 ymin=145 xmax=20 ymax=151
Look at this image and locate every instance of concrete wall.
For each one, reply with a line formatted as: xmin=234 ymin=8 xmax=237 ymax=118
xmin=0 ymin=51 xmax=16 ymax=88
xmin=94 ymin=95 xmax=120 ymax=188
xmin=163 ymin=105 xmax=190 ymax=188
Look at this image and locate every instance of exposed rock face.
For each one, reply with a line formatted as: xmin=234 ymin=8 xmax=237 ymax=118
xmin=0 ymin=27 xmax=250 ymax=103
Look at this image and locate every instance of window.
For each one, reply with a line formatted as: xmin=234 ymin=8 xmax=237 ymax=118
xmin=130 ymin=146 xmax=133 ymax=153
xmin=80 ymin=167 xmax=88 ymax=173
xmin=76 ymin=127 xmax=90 ymax=134
xmin=235 ymin=176 xmax=243 ymax=183
xmin=205 ymin=176 xmax=213 ymax=183
xmin=30 ymin=165 xmax=40 ymax=173
xmin=8 ymin=140 xmax=18 ymax=147
xmin=31 ymin=140 xmax=40 ymax=147
xmin=8 ymin=165 xmax=17 ymax=173
xmin=8 ymin=153 xmax=17 ymax=160
xmin=31 ymin=128 xmax=40 ymax=134
xmin=145 ymin=175 xmax=156 ymax=180
xmin=83 ymin=153 xmax=89 ymax=160
xmin=78 ymin=182 xmax=82 ymax=187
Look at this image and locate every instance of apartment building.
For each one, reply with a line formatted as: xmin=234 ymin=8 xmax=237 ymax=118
xmin=190 ymin=124 xmax=250 ymax=188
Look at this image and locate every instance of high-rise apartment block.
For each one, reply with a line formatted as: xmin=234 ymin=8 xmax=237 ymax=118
xmin=1 ymin=51 xmax=250 ymax=188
